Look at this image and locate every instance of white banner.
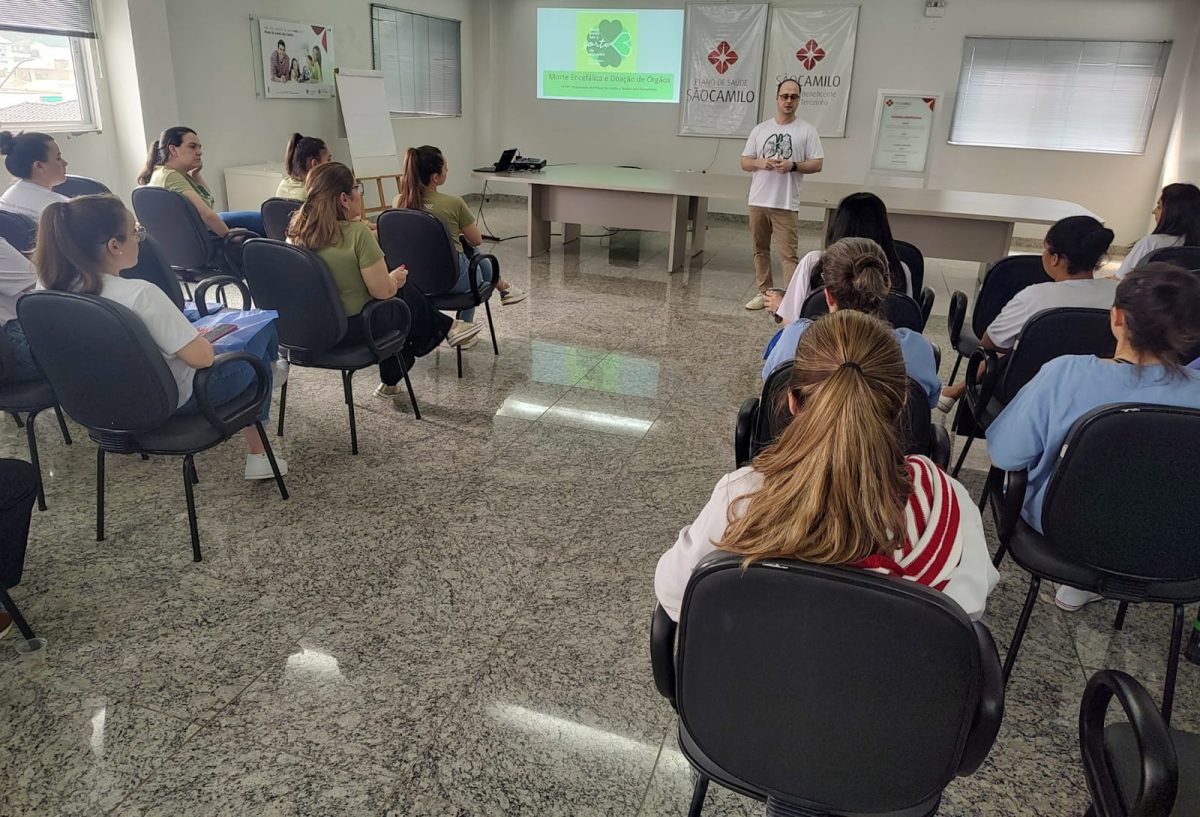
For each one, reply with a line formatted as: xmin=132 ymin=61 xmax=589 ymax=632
xmin=679 ymin=4 xmax=769 ymax=137
xmin=260 ymin=18 xmax=336 ymax=100
xmin=764 ymin=6 xmax=859 ymax=137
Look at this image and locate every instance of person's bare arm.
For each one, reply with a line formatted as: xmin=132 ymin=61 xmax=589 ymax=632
xmin=980 ymin=333 xmax=1006 ymax=353
xmin=179 ymin=190 xmax=229 ymax=236
xmin=176 ymin=335 xmax=215 ymax=369
xmin=359 ymin=258 xmax=405 ymax=300
xmin=740 ymin=156 xmax=768 ymax=172
xmin=795 ymin=158 xmax=823 ymax=173
xmin=461 ymin=222 xmax=484 ymax=247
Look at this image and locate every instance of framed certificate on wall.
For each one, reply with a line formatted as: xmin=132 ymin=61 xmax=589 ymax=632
xmin=868 ymin=91 xmax=940 ymax=186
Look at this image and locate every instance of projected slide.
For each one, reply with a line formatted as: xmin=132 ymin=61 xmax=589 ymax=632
xmin=536 ymin=8 xmax=684 ymax=103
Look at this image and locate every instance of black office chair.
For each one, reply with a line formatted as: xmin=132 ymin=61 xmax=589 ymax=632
xmin=951 ymin=306 xmax=1114 ymax=477
xmin=16 ymin=290 xmax=286 ymax=562
xmin=0 ymin=458 xmax=45 ymax=653
xmin=120 ymin=234 xmax=246 ymax=317
xmin=735 ymin=363 xmax=950 ymax=470
xmin=895 ymin=239 xmax=924 ymax=296
xmin=0 ymin=210 xmax=37 ymax=252
xmin=241 ymin=238 xmax=420 ymax=454
xmin=52 ymin=175 xmax=111 ymax=198
xmin=377 ymin=208 xmax=501 ymax=378
xmin=987 ymin=404 xmax=1200 ymax=723
xmin=946 ymin=254 xmax=1049 ymax=383
xmin=651 ymin=553 xmax=1003 ymax=817
xmin=1080 ymin=670 xmax=1186 ymax=817
xmin=1144 ymin=246 xmax=1200 ymax=271
xmin=0 ymin=325 xmax=71 ymax=511
xmin=131 ymin=186 xmax=252 ymax=302
xmin=800 ymin=287 xmax=931 ymax=333
xmin=260 ymin=197 xmax=302 ymax=241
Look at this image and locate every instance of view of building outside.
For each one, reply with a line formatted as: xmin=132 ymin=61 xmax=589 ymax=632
xmin=0 ymin=31 xmax=89 ymax=127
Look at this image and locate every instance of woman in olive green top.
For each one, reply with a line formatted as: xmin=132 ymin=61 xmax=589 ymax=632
xmin=138 ymin=126 xmax=265 ymax=235
xmin=288 ymin=162 xmax=481 ymax=397
xmin=276 ymin=133 xmax=331 ymax=201
xmin=394 ymin=145 xmax=526 ymax=338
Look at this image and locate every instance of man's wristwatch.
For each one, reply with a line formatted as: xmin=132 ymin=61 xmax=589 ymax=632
xmin=791 ymin=161 xmax=798 ymax=172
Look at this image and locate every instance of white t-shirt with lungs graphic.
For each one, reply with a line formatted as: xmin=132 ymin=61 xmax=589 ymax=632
xmin=742 ymin=117 xmax=824 ymax=211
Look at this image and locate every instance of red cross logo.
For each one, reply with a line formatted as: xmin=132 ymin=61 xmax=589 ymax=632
xmin=707 ymin=41 xmax=738 ymax=75
xmin=795 ymin=39 xmax=826 ymax=71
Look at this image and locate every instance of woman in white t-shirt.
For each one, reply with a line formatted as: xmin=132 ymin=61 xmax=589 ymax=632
xmin=0 ymin=131 xmax=71 ymax=380
xmin=33 ymin=195 xmax=289 ymax=480
xmin=768 ymin=192 xmax=912 ymax=323
xmin=1115 ymin=182 xmax=1200 ymax=279
xmin=938 ymin=215 xmax=1117 ymax=412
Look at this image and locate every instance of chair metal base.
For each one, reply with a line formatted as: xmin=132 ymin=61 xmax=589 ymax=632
xmin=277 ymin=364 xmax=421 ymax=453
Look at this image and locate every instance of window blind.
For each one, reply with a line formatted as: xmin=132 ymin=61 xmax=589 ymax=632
xmin=372 ymin=5 xmax=462 ymax=117
xmin=0 ymin=0 xmax=97 ymax=39
xmin=949 ymin=37 xmax=1170 ymax=155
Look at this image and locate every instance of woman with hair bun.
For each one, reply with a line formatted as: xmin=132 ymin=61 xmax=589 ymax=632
xmin=939 ymin=215 xmax=1117 ymax=412
xmin=762 ymin=236 xmax=940 ymax=406
xmin=657 ymin=309 xmax=997 ymax=622
xmin=0 ymin=130 xmax=69 ymax=219
xmin=988 ymin=263 xmax=1200 ymax=611
xmin=277 ymin=133 xmax=331 ymax=201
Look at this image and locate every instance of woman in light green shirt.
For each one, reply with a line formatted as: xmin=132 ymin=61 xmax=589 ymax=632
xmin=276 ymin=133 xmax=331 ymax=201
xmin=288 ymin=163 xmax=481 ymax=397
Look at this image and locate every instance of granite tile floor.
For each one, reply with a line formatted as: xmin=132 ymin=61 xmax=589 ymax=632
xmin=0 ymin=200 xmax=1190 ymax=817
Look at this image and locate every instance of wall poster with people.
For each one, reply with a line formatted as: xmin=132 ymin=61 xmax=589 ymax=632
xmin=259 ymin=18 xmax=336 ymax=99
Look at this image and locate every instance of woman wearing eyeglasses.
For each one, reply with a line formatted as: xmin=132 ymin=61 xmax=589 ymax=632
xmin=35 ymin=195 xmax=288 ymax=480
xmin=288 ymin=163 xmax=481 ymax=398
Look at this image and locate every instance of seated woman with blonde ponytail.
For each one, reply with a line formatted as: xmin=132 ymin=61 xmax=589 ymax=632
xmin=656 ymin=309 xmax=997 ymax=622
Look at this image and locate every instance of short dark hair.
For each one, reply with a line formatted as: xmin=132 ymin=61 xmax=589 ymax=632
xmin=824 ymin=193 xmax=906 ymax=292
xmin=277 ymin=39 xmax=286 ymax=48
xmin=1114 ymin=262 xmax=1200 ymax=372
xmin=1045 ymin=215 xmax=1115 ymax=274
xmin=777 ymin=78 xmax=801 ymax=96
xmin=1154 ymin=183 xmax=1200 ymax=246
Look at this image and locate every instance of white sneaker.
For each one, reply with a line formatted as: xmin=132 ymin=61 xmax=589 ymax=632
xmin=447 ymin=319 xmax=483 ymax=347
xmin=273 ymin=359 xmax=290 ymax=389
xmin=375 ymin=383 xmax=403 ymax=399
xmin=1055 ymin=585 xmax=1103 ymax=612
xmin=245 ymin=453 xmax=287 ymax=480
xmin=499 ymin=285 xmax=527 ymax=306
xmin=744 ymin=293 xmax=766 ymax=310
xmin=937 ymin=393 xmax=958 ymax=413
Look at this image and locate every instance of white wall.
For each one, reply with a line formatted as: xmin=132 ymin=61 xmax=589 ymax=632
xmin=483 ymin=0 xmax=1200 ymax=244
xmin=1162 ymin=11 xmax=1200 ymax=188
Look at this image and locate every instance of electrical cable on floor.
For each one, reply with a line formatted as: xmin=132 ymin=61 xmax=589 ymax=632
xmin=474 ymin=178 xmax=620 ymax=244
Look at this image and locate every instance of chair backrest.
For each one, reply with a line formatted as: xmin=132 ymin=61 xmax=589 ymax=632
xmin=750 ymin=364 xmax=936 ymax=462
xmin=1044 ymin=404 xmax=1200 ymax=581
xmin=1143 ymin=245 xmax=1200 ymax=271
xmin=131 ymin=186 xmax=216 ymax=272
xmin=998 ymin=307 xmax=1115 ymax=403
xmin=240 ymin=238 xmax=347 ymax=353
xmin=971 ymin=255 xmax=1051 ymax=338
xmin=16 ymin=290 xmax=177 ymax=434
xmin=119 ymin=235 xmax=185 ymax=312
xmin=375 ymin=208 xmax=461 ymax=295
xmin=677 ymin=554 xmax=984 ymax=813
xmin=260 ymin=197 xmax=302 ymax=241
xmin=0 ymin=210 xmax=37 ymax=253
xmin=800 ymin=289 xmax=926 ymax=333
xmin=894 ymin=239 xmax=924 ymax=294
xmin=52 ymin=175 xmax=111 ymax=198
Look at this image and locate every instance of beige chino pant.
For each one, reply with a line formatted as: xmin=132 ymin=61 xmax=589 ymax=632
xmin=748 ymin=205 xmax=799 ymax=292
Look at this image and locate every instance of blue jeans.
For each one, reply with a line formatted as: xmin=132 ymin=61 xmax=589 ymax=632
xmin=219 ymin=210 xmax=265 ymax=236
xmin=177 ymin=325 xmax=277 ymax=424
xmin=450 ymin=250 xmax=494 ymax=323
xmin=3 ymin=321 xmax=42 ymax=382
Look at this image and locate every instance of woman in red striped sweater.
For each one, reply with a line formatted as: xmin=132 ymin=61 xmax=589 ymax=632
xmin=655 ymin=309 xmax=998 ymax=621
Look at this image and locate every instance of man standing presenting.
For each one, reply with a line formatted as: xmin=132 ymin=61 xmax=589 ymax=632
xmin=740 ymin=79 xmax=824 ymax=310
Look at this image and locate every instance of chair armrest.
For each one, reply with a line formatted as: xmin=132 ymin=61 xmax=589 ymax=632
xmin=930 ymin=425 xmax=951 ymax=470
xmin=360 ymin=297 xmax=412 ymax=361
xmin=220 ymin=228 xmax=256 ymax=276
xmin=919 ymin=286 xmax=936 ymax=330
xmin=1080 ymin=670 xmax=1178 ymax=817
xmin=930 ymin=342 xmax=942 ymax=373
xmin=735 ymin=397 xmax=759 ymax=468
xmin=650 ymin=604 xmax=678 ymax=711
xmin=192 ymin=351 xmax=270 ymax=435
xmin=963 ymin=347 xmax=1001 ymax=423
xmin=193 ymin=275 xmax=250 ymax=317
xmin=467 ymin=251 xmax=501 ymax=302
xmin=993 ymin=469 xmax=1028 ymax=543
xmin=957 ymin=621 xmax=1005 ymax=776
xmin=947 ymin=291 xmax=968 ymax=347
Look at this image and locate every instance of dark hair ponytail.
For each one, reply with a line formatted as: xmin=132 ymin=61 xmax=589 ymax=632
xmin=34 ymin=195 xmax=130 ymax=295
xmin=283 ymin=132 xmax=328 ymax=180
xmin=1155 ymin=183 xmax=1200 ymax=246
xmin=1115 ymin=263 xmax=1200 ymax=374
xmin=0 ymin=130 xmax=54 ymax=179
xmin=137 ymin=126 xmax=195 ymax=185
xmin=1045 ymin=215 xmax=1115 ymax=274
xmin=825 ymin=193 xmax=907 ymax=292
xmin=396 ymin=145 xmax=445 ymax=210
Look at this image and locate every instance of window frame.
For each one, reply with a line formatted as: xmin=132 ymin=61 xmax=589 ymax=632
xmin=0 ymin=27 xmax=101 ymax=133
xmin=370 ymin=4 xmax=463 ymax=119
xmin=948 ymin=35 xmax=1171 ymax=157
